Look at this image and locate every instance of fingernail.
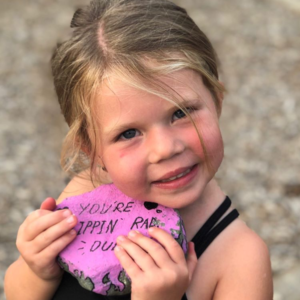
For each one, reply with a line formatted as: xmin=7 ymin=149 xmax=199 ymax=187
xmin=69 ymin=229 xmax=77 ymax=235
xmin=128 ymin=230 xmax=139 ymax=237
xmin=114 ymin=245 xmax=123 ymax=252
xmin=117 ymin=235 xmax=126 ymax=242
xmin=66 ymin=215 xmax=75 ymax=223
xmin=63 ymin=210 xmax=72 ymax=217
xmin=148 ymin=227 xmax=155 ymax=233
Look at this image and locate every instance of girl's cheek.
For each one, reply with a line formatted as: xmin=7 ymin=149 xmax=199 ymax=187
xmin=119 ymin=151 xmax=126 ymax=158
xmin=191 ymin=121 xmax=223 ymax=158
xmin=203 ymin=127 xmax=224 ymax=168
xmin=185 ymin=127 xmax=206 ymax=157
xmin=113 ymin=149 xmax=145 ymax=176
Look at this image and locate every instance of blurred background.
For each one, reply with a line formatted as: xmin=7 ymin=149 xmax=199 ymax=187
xmin=0 ymin=0 xmax=299 ymax=299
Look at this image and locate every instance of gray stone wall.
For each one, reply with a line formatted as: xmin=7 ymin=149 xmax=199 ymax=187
xmin=1 ymin=0 xmax=299 ymax=299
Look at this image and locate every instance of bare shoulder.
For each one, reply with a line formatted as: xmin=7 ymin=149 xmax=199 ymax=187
xmin=56 ymin=171 xmax=96 ymax=204
xmin=187 ymin=219 xmax=273 ymax=300
xmin=213 ymin=220 xmax=273 ymax=300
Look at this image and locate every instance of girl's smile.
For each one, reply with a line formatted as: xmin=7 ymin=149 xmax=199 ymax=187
xmin=95 ymin=68 xmax=224 ymax=209
xmin=151 ymin=164 xmax=199 ymax=189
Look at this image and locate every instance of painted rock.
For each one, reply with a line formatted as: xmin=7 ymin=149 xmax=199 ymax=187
xmin=56 ymin=183 xmax=187 ymax=295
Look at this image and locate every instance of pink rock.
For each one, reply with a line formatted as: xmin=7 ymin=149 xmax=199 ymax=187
xmin=56 ymin=183 xmax=187 ymax=295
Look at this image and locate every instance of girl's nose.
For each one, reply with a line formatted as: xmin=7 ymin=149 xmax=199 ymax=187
xmin=148 ymin=127 xmax=185 ymax=164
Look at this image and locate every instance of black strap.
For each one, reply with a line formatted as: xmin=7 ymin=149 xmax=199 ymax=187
xmin=191 ymin=196 xmax=232 ymax=245
xmin=181 ymin=294 xmax=188 ymax=300
xmin=194 ymin=209 xmax=239 ymax=258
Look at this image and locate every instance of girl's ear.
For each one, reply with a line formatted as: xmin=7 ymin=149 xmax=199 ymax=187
xmin=78 ymin=134 xmax=92 ymax=156
xmin=96 ymin=157 xmax=113 ymax=184
xmin=80 ymin=143 xmax=90 ymax=155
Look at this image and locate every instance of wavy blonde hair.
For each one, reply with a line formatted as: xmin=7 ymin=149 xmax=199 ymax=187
xmin=51 ymin=0 xmax=225 ymax=181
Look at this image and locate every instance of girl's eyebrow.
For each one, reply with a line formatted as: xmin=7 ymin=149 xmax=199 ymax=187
xmin=172 ymin=98 xmax=203 ymax=110
xmin=180 ymin=98 xmax=201 ymax=106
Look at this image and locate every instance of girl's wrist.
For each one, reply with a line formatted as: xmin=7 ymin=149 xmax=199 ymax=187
xmin=24 ymin=260 xmax=63 ymax=284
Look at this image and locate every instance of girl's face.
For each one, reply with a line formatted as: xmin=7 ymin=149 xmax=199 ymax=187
xmin=94 ymin=69 xmax=224 ymax=209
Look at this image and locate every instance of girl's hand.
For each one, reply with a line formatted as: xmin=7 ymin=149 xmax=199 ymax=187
xmin=114 ymin=227 xmax=197 ymax=300
xmin=16 ymin=198 xmax=77 ymax=281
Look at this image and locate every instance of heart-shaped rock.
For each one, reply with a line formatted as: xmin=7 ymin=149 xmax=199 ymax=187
xmin=56 ymin=183 xmax=187 ymax=295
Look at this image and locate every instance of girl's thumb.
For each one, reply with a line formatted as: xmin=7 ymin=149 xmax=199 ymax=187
xmin=40 ymin=197 xmax=56 ymax=211
xmin=186 ymin=242 xmax=198 ymax=281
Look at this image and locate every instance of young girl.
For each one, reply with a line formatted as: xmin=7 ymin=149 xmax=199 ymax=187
xmin=4 ymin=0 xmax=273 ymax=299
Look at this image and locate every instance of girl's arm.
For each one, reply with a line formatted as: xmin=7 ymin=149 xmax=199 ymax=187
xmin=4 ymin=256 xmax=63 ymax=300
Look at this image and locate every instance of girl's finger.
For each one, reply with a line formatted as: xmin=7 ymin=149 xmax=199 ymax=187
xmin=38 ymin=229 xmax=77 ymax=263
xmin=147 ymin=227 xmax=186 ymax=264
xmin=25 ymin=209 xmax=75 ymax=241
xmin=186 ymin=242 xmax=198 ymax=281
xmin=18 ymin=209 xmax=53 ymax=240
xmin=40 ymin=197 xmax=57 ymax=211
xmin=114 ymin=244 xmax=143 ymax=279
xmin=126 ymin=230 xmax=174 ymax=269
xmin=22 ymin=209 xmax=52 ymax=225
xmin=32 ymin=214 xmax=77 ymax=252
xmin=116 ymin=235 xmax=158 ymax=271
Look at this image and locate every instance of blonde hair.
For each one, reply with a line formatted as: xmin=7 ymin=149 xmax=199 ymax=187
xmin=51 ymin=0 xmax=225 ymax=180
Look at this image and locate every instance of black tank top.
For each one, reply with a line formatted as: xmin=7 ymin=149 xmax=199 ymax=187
xmin=52 ymin=196 xmax=239 ymax=300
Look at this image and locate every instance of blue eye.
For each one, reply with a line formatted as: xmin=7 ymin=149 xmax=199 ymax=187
xmin=120 ymin=129 xmax=138 ymax=140
xmin=173 ymin=109 xmax=186 ymax=120
xmin=173 ymin=107 xmax=195 ymax=121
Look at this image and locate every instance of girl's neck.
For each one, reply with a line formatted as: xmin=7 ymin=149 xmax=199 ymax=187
xmin=178 ymin=178 xmax=226 ymax=241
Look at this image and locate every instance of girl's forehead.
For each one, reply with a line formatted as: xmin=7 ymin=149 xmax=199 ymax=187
xmin=99 ymin=68 xmax=205 ymax=100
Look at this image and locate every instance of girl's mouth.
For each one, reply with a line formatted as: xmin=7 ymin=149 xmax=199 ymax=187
xmin=152 ymin=164 xmax=198 ymax=190
xmin=159 ymin=167 xmax=193 ymax=182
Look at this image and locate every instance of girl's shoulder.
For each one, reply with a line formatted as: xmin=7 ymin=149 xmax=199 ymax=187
xmin=187 ymin=219 xmax=273 ymax=300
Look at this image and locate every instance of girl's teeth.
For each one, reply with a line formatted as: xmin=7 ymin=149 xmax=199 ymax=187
xmin=160 ymin=168 xmax=192 ymax=183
